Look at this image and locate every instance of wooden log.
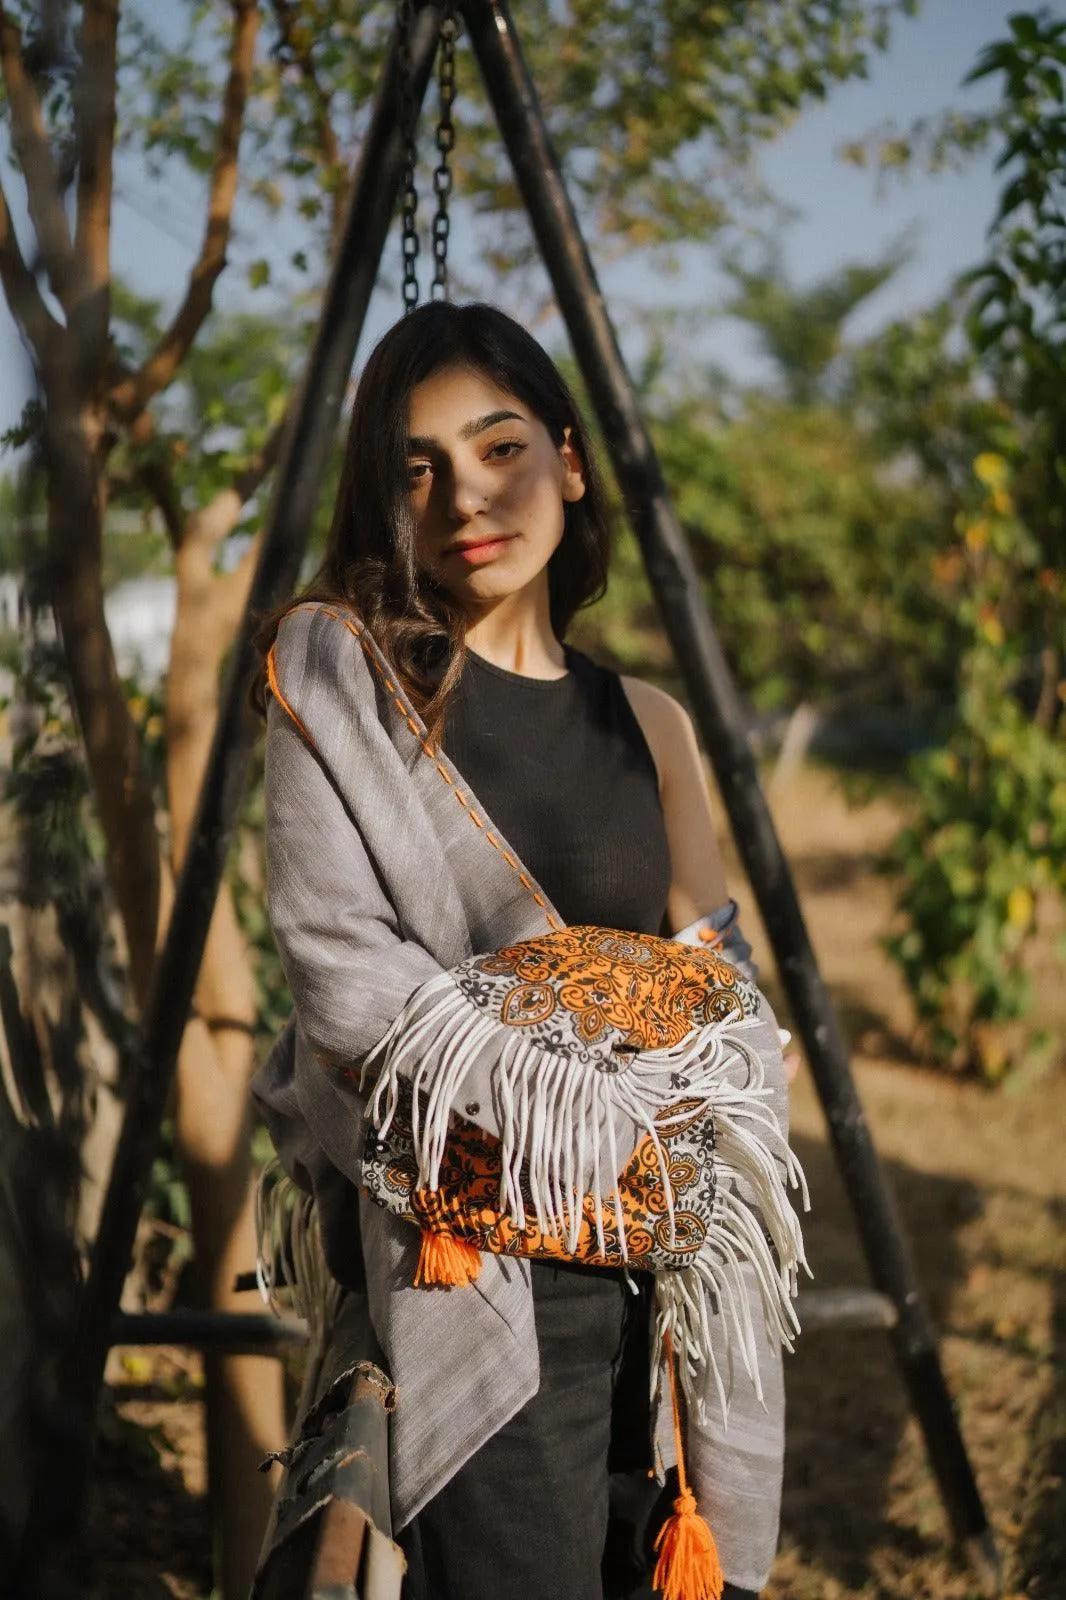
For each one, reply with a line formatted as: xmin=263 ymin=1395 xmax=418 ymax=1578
xmin=252 ymin=1294 xmax=405 ymax=1600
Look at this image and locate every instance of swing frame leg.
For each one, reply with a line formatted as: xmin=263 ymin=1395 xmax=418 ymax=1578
xmin=460 ymin=0 xmax=999 ymax=1590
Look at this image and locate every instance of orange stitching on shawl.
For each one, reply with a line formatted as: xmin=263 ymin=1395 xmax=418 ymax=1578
xmin=266 ymin=644 xmax=313 ymax=745
xmin=519 ymin=877 xmax=552 ymax=910
xmin=310 ymin=605 xmax=564 ymax=933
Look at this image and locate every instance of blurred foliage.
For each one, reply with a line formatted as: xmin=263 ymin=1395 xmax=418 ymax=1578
xmin=841 ymin=5 xmax=1064 ymax=181
xmin=106 ymin=282 xmax=316 ymax=549
xmin=0 ymin=461 xmax=45 ymax=573
xmin=883 ymin=457 xmax=1065 ymax=1080
xmin=578 ymin=248 xmax=965 ymax=716
xmin=3 ymin=637 xmax=99 ymax=907
xmin=657 ymin=395 xmax=956 ymax=714
xmin=964 ymin=10 xmax=1066 ymax=501
xmin=876 ymin=13 xmax=1065 ymax=1081
xmin=721 ymin=241 xmax=912 ymax=404
xmin=116 ymin=0 xmax=920 ymax=291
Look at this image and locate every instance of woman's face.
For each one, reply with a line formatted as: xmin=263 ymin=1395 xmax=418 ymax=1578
xmin=405 ymin=364 xmax=586 ymax=617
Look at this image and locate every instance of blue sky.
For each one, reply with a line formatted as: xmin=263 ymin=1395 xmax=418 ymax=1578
xmin=0 ymin=0 xmax=1027 ymax=468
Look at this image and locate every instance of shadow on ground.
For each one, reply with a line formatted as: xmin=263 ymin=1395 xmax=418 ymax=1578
xmin=87 ymin=1400 xmax=211 ymax=1600
xmin=1015 ymin=1195 xmax=1066 ymax=1600
xmin=781 ymin=1135 xmax=969 ymax=1589
xmin=779 ymin=1132 xmax=1064 ymax=1597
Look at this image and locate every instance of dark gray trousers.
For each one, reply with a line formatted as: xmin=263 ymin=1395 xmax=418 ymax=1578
xmin=396 ymin=1261 xmax=759 ymax=1600
xmin=399 ymin=1259 xmax=630 ymax=1600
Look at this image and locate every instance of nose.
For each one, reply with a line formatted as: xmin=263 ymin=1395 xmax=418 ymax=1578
xmin=448 ymin=461 xmax=488 ymax=522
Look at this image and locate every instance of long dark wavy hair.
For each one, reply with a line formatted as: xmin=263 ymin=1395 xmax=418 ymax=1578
xmin=255 ymin=302 xmax=612 ymax=737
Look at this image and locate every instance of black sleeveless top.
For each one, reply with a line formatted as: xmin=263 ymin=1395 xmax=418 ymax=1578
xmin=442 ymin=648 xmax=672 ymax=935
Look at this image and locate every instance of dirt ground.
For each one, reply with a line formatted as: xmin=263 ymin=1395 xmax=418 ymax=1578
xmin=89 ymin=764 xmax=1066 ymax=1600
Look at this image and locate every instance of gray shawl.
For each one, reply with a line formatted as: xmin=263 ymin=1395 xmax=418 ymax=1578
xmin=253 ymin=601 xmax=799 ymax=1592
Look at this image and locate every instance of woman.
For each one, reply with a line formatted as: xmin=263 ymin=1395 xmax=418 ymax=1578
xmin=254 ymin=302 xmax=798 ymax=1600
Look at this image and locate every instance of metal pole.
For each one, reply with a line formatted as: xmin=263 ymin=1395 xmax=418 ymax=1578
xmin=17 ymin=10 xmax=446 ymax=1594
xmin=461 ymin=0 xmax=998 ymax=1585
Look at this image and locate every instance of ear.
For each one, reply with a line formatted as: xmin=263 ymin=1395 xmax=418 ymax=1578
xmin=559 ymin=426 xmax=587 ymax=504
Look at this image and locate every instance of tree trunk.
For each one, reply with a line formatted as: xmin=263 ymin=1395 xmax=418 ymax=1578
xmin=167 ymin=517 xmax=286 ymax=1600
xmin=0 ymin=601 xmax=123 ymax=1573
xmin=37 ymin=401 xmax=284 ymax=1596
xmin=45 ymin=405 xmax=161 ymax=1003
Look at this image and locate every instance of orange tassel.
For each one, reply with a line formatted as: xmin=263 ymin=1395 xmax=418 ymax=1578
xmin=414 ymin=1226 xmax=482 ymax=1287
xmin=653 ymin=1329 xmax=724 ymax=1600
xmin=653 ymin=1485 xmax=723 ymax=1600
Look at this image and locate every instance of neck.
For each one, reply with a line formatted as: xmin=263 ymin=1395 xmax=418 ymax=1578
xmin=463 ymin=583 xmax=566 ymax=679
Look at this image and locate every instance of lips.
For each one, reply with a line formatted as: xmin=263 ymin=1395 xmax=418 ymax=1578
xmin=446 ymin=534 xmax=516 ymax=566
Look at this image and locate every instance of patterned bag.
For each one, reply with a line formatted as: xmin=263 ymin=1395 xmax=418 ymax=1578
xmin=362 ymin=924 xmax=805 ymax=1392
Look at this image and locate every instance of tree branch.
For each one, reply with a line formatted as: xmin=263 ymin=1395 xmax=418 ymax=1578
xmin=0 ymin=4 xmax=77 ymax=309
xmin=109 ymin=0 xmax=261 ymax=426
xmin=133 ymin=460 xmax=185 ymax=551
xmin=68 ymin=0 xmax=120 ymax=402
xmin=98 ymin=402 xmax=187 ymax=549
xmin=270 ymin=0 xmax=346 ymax=254
xmin=0 ymin=175 xmax=64 ymax=363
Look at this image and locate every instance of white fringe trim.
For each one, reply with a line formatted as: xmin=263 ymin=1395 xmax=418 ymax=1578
xmin=364 ymin=973 xmax=810 ymax=1407
xmin=255 ymin=1158 xmax=342 ymax=1350
xmin=652 ymin=1031 xmax=810 ymax=1425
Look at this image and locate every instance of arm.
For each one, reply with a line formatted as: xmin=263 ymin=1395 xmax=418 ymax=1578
xmin=621 ymin=676 xmax=728 ymax=930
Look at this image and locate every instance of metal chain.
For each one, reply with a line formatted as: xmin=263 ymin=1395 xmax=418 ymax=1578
xmin=397 ymin=0 xmax=421 ymax=313
xmin=430 ymin=7 xmax=459 ymax=301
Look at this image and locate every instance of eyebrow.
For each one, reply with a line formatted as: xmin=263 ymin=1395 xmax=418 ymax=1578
xmin=407 ymin=409 xmax=525 ymax=452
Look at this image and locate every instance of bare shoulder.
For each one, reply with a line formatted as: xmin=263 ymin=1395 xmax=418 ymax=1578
xmin=620 ymin=675 xmax=699 ymax=785
xmin=620 ymin=674 xmax=689 ymax=725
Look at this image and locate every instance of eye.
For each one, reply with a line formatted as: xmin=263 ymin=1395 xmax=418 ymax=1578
xmin=485 ymin=438 xmax=526 ymax=461
xmin=407 ymin=460 xmax=431 ymax=486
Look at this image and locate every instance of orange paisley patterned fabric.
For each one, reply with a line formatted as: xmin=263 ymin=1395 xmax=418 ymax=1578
xmin=476 ymin=925 xmax=743 ymax=1050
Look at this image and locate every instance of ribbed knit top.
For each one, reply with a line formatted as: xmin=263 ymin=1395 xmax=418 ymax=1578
xmin=442 ymin=648 xmax=672 ymax=935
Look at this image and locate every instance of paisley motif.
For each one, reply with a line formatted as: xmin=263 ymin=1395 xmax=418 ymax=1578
xmin=500 ymin=982 xmax=557 ymax=1027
